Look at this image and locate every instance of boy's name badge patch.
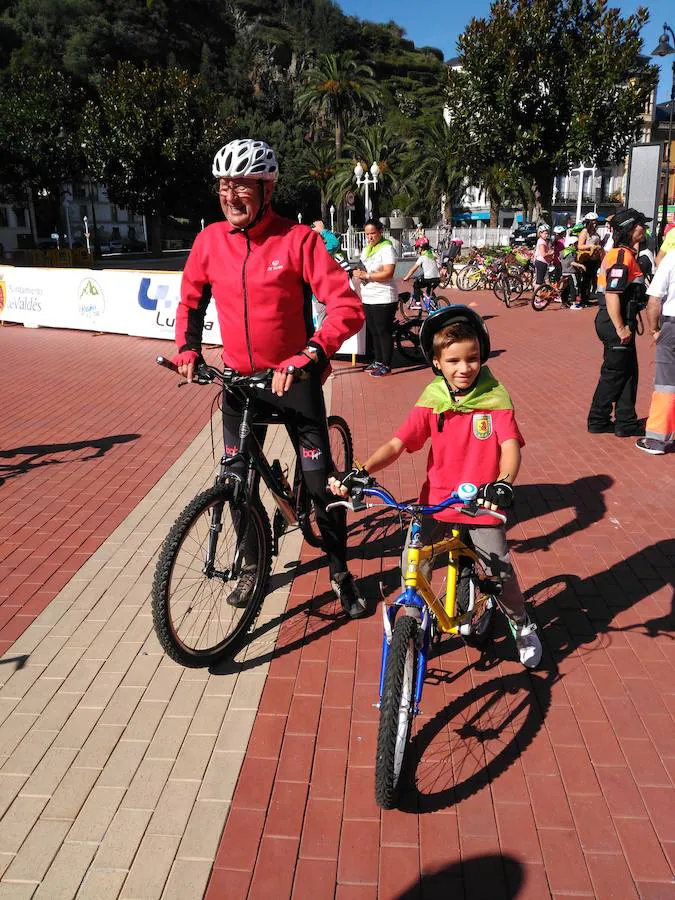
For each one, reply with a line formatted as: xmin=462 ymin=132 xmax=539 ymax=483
xmin=472 ymin=413 xmax=493 ymax=440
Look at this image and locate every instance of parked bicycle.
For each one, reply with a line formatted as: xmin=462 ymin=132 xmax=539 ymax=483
xmin=531 ymin=266 xmax=570 ymax=311
xmin=457 ymin=253 xmax=524 ymax=307
xmin=328 ymin=475 xmax=507 ymax=809
xmin=151 ymin=357 xmax=352 ymax=667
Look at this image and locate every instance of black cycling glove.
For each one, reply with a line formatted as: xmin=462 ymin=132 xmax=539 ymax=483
xmin=331 ymin=465 xmax=372 ymax=494
xmin=476 ymin=479 xmax=514 ymax=509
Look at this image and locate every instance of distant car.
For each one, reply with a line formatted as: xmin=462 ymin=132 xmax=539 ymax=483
xmin=509 ymin=223 xmax=538 ymax=248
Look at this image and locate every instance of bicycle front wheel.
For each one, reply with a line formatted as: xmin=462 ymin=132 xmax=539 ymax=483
xmin=456 ymin=265 xmax=482 ymax=291
xmin=429 ymin=294 xmax=450 ymax=312
xmin=151 ymin=485 xmax=272 ymax=667
xmin=298 ymin=415 xmax=354 ymax=548
xmin=532 ymin=284 xmax=554 ymax=311
xmin=375 ymin=614 xmax=418 ymax=809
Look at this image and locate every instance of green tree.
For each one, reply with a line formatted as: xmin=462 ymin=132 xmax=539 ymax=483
xmin=402 ymin=119 xmax=465 ymax=224
xmin=0 ymin=66 xmax=86 ymax=234
xmin=80 ymin=62 xmax=221 ymax=252
xmin=446 ymin=0 xmax=656 ymax=221
xmin=296 ymin=51 xmax=381 ymax=161
xmin=329 ymin=125 xmax=404 ymax=221
xmin=298 ymin=142 xmax=337 ymax=222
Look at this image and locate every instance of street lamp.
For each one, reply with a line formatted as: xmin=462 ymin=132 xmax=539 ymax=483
xmin=329 ymin=204 xmax=336 ymax=231
xmin=354 ymin=161 xmax=380 ymax=220
xmin=651 ymin=23 xmax=675 ymax=244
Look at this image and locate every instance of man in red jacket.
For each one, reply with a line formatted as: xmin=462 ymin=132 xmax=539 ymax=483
xmin=173 ymin=139 xmax=366 ymax=617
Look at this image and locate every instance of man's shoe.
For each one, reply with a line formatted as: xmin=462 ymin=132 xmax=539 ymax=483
xmin=587 ymin=422 xmax=614 ymax=434
xmin=371 ymin=365 xmax=391 ymax=377
xmin=636 ymin=437 xmax=665 ymax=455
xmin=615 ymin=423 xmax=645 ymax=437
xmin=507 ymin=615 xmax=542 ymax=669
xmin=331 ymin=571 xmax=367 ymax=619
xmin=226 ymin=565 xmax=257 ymax=608
xmin=364 ymin=361 xmax=381 ymax=372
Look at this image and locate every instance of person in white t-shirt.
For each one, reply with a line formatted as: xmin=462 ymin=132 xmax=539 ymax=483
xmin=353 ymin=218 xmax=398 ymax=377
xmin=403 ymin=236 xmax=441 ymax=308
xmin=636 ymin=250 xmax=675 ymax=455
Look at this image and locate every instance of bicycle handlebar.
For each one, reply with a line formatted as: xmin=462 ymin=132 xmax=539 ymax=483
xmin=156 ymin=356 xmax=308 ymax=389
xmin=326 ymin=478 xmax=507 ymax=523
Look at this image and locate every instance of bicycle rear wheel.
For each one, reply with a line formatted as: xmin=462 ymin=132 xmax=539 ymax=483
xmin=298 ymin=415 xmax=354 ymax=548
xmin=532 ymin=284 xmax=554 ymax=311
xmin=395 ymin=321 xmax=423 ymax=363
xmin=151 ymin=485 xmax=272 ymax=666
xmin=493 ymin=275 xmax=513 ymax=307
xmin=457 ymin=558 xmax=495 ymax=648
xmin=375 ymin=614 xmax=418 ymax=809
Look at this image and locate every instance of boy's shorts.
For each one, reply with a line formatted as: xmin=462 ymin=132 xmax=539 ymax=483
xmin=401 ymin=518 xmax=512 ymax=587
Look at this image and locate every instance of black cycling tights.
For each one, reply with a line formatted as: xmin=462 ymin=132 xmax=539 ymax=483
xmin=221 ymin=372 xmax=348 ymax=578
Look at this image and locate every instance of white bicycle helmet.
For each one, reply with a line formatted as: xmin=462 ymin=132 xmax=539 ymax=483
xmin=212 ymin=139 xmax=279 ymax=182
xmin=583 ymin=211 xmax=599 ymax=222
xmin=538 ymin=223 xmax=550 ymax=233
xmin=553 ymin=225 xmax=566 ymax=235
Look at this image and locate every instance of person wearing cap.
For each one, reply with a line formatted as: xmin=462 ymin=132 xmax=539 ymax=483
xmin=587 ymin=207 xmax=649 ymax=437
xmin=173 ymin=138 xmax=367 ymax=619
xmin=636 ymin=249 xmax=675 ymax=454
xmin=577 ymin=212 xmax=603 ymax=304
xmin=559 ymin=238 xmax=586 ymax=309
xmin=534 ymin=224 xmax=553 ymax=288
xmin=328 ymin=305 xmax=542 ymax=669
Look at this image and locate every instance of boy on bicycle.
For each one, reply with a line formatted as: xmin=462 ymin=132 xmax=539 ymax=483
xmin=403 ymin=237 xmax=440 ymax=308
xmin=329 ymin=305 xmax=542 ymax=668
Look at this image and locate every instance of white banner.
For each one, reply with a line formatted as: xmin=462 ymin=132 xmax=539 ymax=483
xmin=0 ymin=265 xmax=364 ymax=356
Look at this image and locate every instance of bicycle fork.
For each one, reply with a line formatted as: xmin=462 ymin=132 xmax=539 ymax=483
xmin=378 ymin=593 xmax=430 ymax=716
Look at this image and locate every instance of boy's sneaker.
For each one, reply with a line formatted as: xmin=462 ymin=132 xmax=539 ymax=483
xmin=507 ymin=615 xmax=542 ymax=669
xmin=371 ymin=365 xmax=391 ymax=377
xmin=364 ymin=361 xmax=381 ymax=372
xmin=331 ymin=571 xmax=367 ymax=619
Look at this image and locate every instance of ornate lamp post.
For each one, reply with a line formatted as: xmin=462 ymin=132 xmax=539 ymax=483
xmin=651 ymin=23 xmax=675 ymax=244
xmin=354 ymin=161 xmax=380 ymax=220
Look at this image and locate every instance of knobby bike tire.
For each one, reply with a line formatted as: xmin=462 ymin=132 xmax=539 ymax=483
xmin=298 ymin=415 xmax=354 ymax=548
xmin=492 ymin=276 xmax=512 ymax=308
xmin=151 ymin=485 xmax=272 ymax=667
xmin=456 ymin=265 xmax=483 ymax=291
xmin=375 ymin=614 xmax=418 ymax=809
xmin=457 ymin=558 xmax=495 ymax=648
xmin=394 ymin=321 xmax=423 ymax=363
xmin=532 ymin=284 xmax=555 ymax=311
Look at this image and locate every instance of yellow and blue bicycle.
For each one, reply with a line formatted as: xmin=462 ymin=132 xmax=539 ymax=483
xmin=329 ymin=476 xmax=506 ymax=809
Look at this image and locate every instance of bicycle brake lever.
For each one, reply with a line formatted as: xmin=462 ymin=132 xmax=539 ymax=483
xmin=326 ymin=500 xmax=355 ymax=512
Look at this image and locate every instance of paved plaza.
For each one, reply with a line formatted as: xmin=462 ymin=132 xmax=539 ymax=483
xmin=1 ymin=289 xmax=674 ymax=899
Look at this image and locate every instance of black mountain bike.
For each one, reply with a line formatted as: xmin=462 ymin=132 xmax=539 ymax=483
xmin=151 ymin=357 xmax=352 ymax=667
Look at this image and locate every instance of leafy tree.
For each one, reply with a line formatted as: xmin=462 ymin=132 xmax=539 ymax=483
xmin=445 ymin=0 xmax=656 ymax=221
xmin=80 ymin=62 xmax=221 ymax=252
xmin=330 ymin=125 xmax=404 ymax=222
xmin=0 ymin=66 xmax=86 ymax=234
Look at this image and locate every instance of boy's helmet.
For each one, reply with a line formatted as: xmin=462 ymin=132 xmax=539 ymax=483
xmin=419 ymin=305 xmax=490 ymax=366
xmin=415 ymin=236 xmax=430 ymax=249
xmin=212 ymin=139 xmax=279 ymax=182
xmin=553 ymin=225 xmax=566 ymax=235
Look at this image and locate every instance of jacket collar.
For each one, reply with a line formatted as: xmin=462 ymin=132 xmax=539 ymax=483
xmin=225 ymin=206 xmax=281 ymax=239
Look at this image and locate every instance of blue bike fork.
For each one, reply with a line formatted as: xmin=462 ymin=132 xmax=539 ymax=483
xmin=379 ymin=586 xmax=429 ymax=715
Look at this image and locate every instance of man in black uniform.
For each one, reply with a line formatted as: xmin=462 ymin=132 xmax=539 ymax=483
xmin=587 ymin=208 xmax=649 ymax=437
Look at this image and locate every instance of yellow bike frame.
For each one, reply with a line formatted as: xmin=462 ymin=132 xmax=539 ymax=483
xmin=403 ymin=526 xmax=481 ymax=635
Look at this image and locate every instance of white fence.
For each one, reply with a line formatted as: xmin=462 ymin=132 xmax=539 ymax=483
xmin=341 ymin=224 xmax=515 ymax=260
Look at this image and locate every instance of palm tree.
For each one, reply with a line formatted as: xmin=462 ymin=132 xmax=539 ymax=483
xmin=296 ymin=52 xmax=382 ymax=162
xmin=298 ymin=143 xmax=337 ymax=222
xmin=403 ymin=120 xmax=465 ymax=224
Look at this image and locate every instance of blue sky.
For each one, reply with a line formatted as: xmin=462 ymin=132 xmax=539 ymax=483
xmin=336 ymin=0 xmax=674 ymax=103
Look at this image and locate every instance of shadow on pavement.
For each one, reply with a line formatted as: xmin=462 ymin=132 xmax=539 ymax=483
xmin=0 ymin=434 xmax=140 ymax=484
xmin=394 ymin=853 xmax=524 ymax=899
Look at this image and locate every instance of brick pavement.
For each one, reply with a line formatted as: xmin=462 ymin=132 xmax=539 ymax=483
xmin=1 ymin=294 xmax=674 ymax=898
